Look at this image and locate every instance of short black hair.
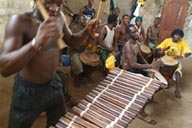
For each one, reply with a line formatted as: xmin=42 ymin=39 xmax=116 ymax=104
xmin=108 ymin=14 xmax=118 ymax=24
xmin=155 ymin=17 xmax=161 ymax=20
xmin=122 ymin=14 xmax=130 ymax=19
xmin=171 ymin=29 xmax=184 ymax=38
xmin=126 ymin=24 xmax=135 ymax=34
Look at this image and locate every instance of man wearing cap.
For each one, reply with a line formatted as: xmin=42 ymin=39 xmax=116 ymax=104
xmin=134 ymin=16 xmax=146 ymax=44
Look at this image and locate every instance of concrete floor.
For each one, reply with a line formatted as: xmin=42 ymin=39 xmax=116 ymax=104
xmin=0 ymin=58 xmax=192 ymax=128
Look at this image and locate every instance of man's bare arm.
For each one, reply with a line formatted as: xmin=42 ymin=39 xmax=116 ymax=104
xmin=0 ymin=15 xmax=39 ymax=77
xmin=62 ymin=13 xmax=96 ymax=48
xmin=125 ymin=44 xmax=151 ymax=69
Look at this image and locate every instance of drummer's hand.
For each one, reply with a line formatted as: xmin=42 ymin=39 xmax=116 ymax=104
xmin=109 ymin=47 xmax=118 ymax=52
xmin=86 ymin=19 xmax=98 ymax=36
xmin=111 ymin=51 xmax=116 ymax=56
xmin=155 ymin=48 xmax=163 ymax=58
xmin=174 ymin=55 xmax=183 ymax=59
xmin=35 ymin=17 xmax=62 ymax=46
xmin=151 ymin=59 xmax=163 ymax=69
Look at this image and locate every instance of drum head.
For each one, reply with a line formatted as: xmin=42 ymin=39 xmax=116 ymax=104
xmin=80 ymin=50 xmax=100 ymax=67
xmin=161 ymin=55 xmax=178 ymax=66
xmin=140 ymin=44 xmax=151 ymax=54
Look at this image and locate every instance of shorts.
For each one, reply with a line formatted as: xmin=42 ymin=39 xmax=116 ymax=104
xmin=8 ymin=73 xmax=65 ymax=128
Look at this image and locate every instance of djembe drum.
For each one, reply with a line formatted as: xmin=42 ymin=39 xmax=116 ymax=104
xmin=80 ymin=50 xmax=100 ymax=73
xmin=138 ymin=44 xmax=152 ymax=64
xmin=160 ymin=55 xmax=179 ymax=78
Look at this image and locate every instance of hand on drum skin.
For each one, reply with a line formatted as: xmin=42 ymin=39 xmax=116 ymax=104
xmin=174 ymin=55 xmax=181 ymax=59
xmin=155 ymin=48 xmax=163 ymax=58
xmin=35 ymin=17 xmax=63 ymax=46
xmin=151 ymin=59 xmax=163 ymax=69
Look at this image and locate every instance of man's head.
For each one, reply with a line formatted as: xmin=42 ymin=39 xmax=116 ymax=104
xmin=126 ymin=24 xmax=139 ymax=40
xmin=34 ymin=0 xmax=63 ymax=16
xmin=154 ymin=17 xmax=161 ymax=27
xmin=88 ymin=0 xmax=94 ymax=5
xmin=77 ymin=14 xmax=87 ymax=27
xmin=171 ymin=29 xmax=184 ymax=42
xmin=114 ymin=7 xmax=120 ymax=17
xmin=122 ymin=14 xmax=130 ymax=25
xmin=108 ymin=14 xmax=118 ymax=27
xmin=135 ymin=16 xmax=143 ymax=26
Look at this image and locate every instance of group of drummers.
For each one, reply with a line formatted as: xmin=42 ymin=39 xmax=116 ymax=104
xmin=67 ymin=10 xmax=191 ymax=99
xmin=65 ymin=10 xmax=192 ymax=124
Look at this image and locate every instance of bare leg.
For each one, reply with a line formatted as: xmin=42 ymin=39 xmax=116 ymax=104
xmin=139 ymin=105 xmax=147 ymax=117
xmin=174 ymin=72 xmax=182 ymax=98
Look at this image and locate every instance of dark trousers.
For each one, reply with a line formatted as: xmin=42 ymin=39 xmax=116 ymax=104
xmin=8 ymin=73 xmax=65 ymax=128
xmin=57 ymin=71 xmax=70 ymax=102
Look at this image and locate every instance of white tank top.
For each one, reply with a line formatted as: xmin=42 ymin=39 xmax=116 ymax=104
xmin=103 ymin=25 xmax=115 ymax=48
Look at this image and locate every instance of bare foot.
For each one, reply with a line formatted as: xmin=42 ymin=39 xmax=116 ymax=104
xmin=137 ymin=114 xmax=157 ymax=125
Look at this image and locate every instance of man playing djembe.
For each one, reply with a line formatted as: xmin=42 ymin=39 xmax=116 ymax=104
xmin=157 ymin=29 xmax=191 ymax=98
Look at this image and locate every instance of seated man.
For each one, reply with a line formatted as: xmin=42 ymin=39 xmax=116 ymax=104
xmin=134 ymin=16 xmax=146 ymax=45
xmin=146 ymin=17 xmax=161 ymax=49
xmin=156 ymin=29 xmax=191 ymax=98
xmin=69 ymin=14 xmax=88 ymax=85
xmin=121 ymin=24 xmax=162 ymax=125
xmin=114 ymin=14 xmax=130 ymax=65
xmin=97 ymin=14 xmax=119 ymax=72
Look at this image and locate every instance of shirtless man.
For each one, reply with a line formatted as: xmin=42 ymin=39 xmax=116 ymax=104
xmin=146 ymin=17 xmax=161 ymax=49
xmin=121 ymin=24 xmax=162 ymax=125
xmin=0 ymin=0 xmax=96 ymax=127
xmin=115 ymin=14 xmax=130 ymax=54
xmin=114 ymin=14 xmax=130 ymax=66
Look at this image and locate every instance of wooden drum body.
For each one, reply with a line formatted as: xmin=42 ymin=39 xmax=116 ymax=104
xmin=160 ymin=56 xmax=178 ymax=78
xmin=138 ymin=44 xmax=152 ymax=63
xmin=80 ymin=50 xmax=100 ymax=72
